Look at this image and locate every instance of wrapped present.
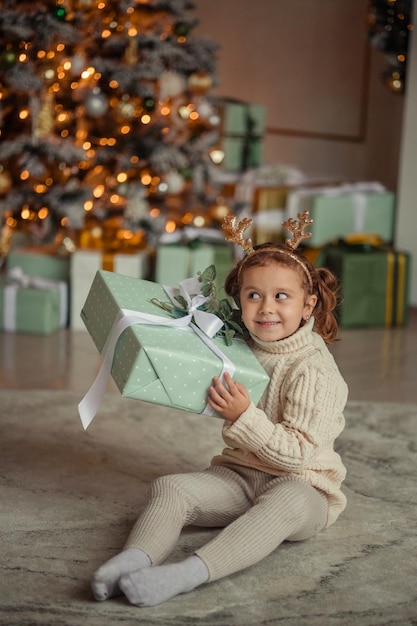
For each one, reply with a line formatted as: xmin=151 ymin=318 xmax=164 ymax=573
xmin=320 ymin=243 xmax=410 ymax=327
xmin=7 ymin=246 xmax=70 ymax=281
xmin=78 ymin=270 xmax=269 ymax=429
xmin=285 ymin=183 xmax=395 ymax=247
xmin=0 ymin=267 xmax=68 ymax=335
xmin=216 ymin=99 xmax=266 ymax=172
xmin=70 ymin=249 xmax=150 ymax=330
xmin=155 ymin=236 xmax=233 ymax=292
xmin=251 ymin=186 xmax=289 ymax=244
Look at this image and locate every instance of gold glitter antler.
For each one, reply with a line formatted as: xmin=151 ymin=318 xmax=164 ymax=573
xmin=222 ymin=214 xmax=254 ymax=254
xmin=282 ymin=210 xmax=313 ymax=250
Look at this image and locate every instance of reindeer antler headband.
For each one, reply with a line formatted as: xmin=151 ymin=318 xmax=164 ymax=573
xmin=222 ymin=211 xmax=314 ymax=291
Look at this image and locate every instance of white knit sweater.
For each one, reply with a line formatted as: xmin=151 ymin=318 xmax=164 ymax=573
xmin=211 ymin=318 xmax=348 ymax=527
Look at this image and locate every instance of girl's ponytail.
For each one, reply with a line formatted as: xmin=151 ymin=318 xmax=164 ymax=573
xmin=312 ymin=267 xmax=340 ymax=344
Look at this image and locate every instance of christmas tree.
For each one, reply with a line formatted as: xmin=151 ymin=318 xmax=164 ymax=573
xmin=368 ymin=0 xmax=413 ymax=93
xmin=0 ymin=0 xmax=222 ymax=256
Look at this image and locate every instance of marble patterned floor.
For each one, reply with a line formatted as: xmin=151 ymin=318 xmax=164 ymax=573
xmin=1 ymin=390 xmax=416 ymax=626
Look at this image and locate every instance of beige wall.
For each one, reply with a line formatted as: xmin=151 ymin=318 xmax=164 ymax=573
xmin=194 ymin=0 xmax=404 ymax=189
xmin=194 ymin=0 xmax=415 ymax=303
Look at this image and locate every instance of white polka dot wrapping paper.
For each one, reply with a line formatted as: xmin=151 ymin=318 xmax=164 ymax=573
xmin=79 ymin=270 xmax=269 ymax=428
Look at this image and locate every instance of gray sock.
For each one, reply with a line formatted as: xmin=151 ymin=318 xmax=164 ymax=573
xmin=91 ymin=547 xmax=151 ymax=601
xmin=119 ymin=555 xmax=209 ymax=607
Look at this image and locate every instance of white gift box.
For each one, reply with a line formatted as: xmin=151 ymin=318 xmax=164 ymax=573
xmin=70 ymin=250 xmax=149 ymax=330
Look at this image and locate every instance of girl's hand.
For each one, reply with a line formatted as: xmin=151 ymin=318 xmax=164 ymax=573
xmin=207 ymin=372 xmax=250 ymax=422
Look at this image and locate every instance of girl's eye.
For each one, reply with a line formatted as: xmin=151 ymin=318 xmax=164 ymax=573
xmin=276 ymin=292 xmax=288 ymax=300
xmin=249 ymin=292 xmax=261 ymax=300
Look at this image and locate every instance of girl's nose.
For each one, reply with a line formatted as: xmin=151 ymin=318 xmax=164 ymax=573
xmin=259 ymin=297 xmax=275 ymax=313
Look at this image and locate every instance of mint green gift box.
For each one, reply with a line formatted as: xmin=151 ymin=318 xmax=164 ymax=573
xmin=80 ymin=270 xmax=269 ymax=420
xmin=7 ymin=246 xmax=70 ymax=281
xmin=305 ymin=190 xmax=395 ymax=247
xmin=155 ymin=243 xmax=233 ymax=293
xmin=0 ymin=282 xmax=67 ymax=335
xmin=217 ymin=99 xmax=266 ymax=172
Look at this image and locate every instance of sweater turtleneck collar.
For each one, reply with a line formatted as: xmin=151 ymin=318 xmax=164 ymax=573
xmin=248 ymin=316 xmax=315 ymax=354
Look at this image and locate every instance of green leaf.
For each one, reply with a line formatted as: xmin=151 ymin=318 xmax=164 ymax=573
xmin=227 ymin=320 xmax=244 ymax=333
xmin=174 ymin=295 xmax=187 ymax=309
xmin=200 ymin=265 xmax=217 ymax=283
xmin=223 ymin=329 xmax=235 ymax=346
xmin=200 ymin=282 xmax=213 ymax=297
xmin=171 ymin=307 xmax=187 ymax=318
xmin=218 ymin=298 xmax=233 ymax=319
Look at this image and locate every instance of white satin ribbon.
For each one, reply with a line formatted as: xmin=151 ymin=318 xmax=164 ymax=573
xmin=163 ymin=277 xmax=224 ymax=339
xmin=3 ymin=285 xmax=17 ymax=331
xmin=286 ymin=181 xmax=386 ymax=222
xmin=78 ymin=280 xmax=233 ymax=430
xmin=3 ymin=266 xmax=68 ymax=331
xmin=351 ymin=192 xmax=367 ymax=233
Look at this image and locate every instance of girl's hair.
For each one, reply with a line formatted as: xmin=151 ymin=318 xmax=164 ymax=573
xmin=224 ymin=242 xmax=340 ymax=344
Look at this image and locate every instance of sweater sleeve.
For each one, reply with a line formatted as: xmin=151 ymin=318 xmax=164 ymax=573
xmin=221 ymin=359 xmax=348 ymax=473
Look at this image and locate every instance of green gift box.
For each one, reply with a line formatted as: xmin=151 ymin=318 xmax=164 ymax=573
xmin=155 ymin=242 xmax=233 ymax=294
xmin=217 ymin=99 xmax=266 ymax=172
xmin=218 ymin=100 xmax=266 ymax=136
xmin=7 ymin=246 xmax=70 ymax=281
xmin=320 ymin=244 xmax=410 ymax=327
xmin=220 ymin=136 xmax=263 ymax=173
xmin=287 ymin=188 xmax=395 ymax=248
xmin=79 ymin=270 xmax=269 ymax=428
xmin=0 ymin=279 xmax=68 ymax=335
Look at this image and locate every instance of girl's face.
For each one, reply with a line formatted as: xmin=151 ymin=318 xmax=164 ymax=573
xmin=239 ymin=262 xmax=317 ymax=342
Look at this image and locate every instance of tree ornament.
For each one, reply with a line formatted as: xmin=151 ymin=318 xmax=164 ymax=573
xmin=165 ymin=171 xmax=185 ymax=194
xmin=0 ymin=170 xmax=13 ymax=196
xmin=197 ymin=99 xmax=214 ymax=120
xmin=368 ymin=0 xmax=412 ymax=94
xmin=188 ymin=71 xmax=213 ymax=94
xmin=142 ymin=97 xmax=156 ymax=112
xmin=53 ymin=6 xmax=67 ymax=21
xmin=384 ymin=68 xmax=405 ymax=93
xmin=75 ymin=0 xmax=94 ymax=7
xmin=159 ymin=71 xmax=186 ymax=99
xmin=0 ymin=220 xmax=15 ymax=263
xmin=69 ymin=54 xmax=86 ymax=76
xmin=173 ymin=21 xmax=191 ymax=37
xmin=209 ymin=198 xmax=229 ymax=223
xmin=0 ymin=49 xmax=17 ymax=67
xmin=118 ymin=99 xmax=136 ymax=119
xmin=84 ymin=90 xmax=109 ymax=117
xmin=125 ymin=38 xmax=139 ymax=65
xmin=34 ymin=92 xmax=55 ymax=138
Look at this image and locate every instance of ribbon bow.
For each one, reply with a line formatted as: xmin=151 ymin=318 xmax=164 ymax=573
xmin=78 ymin=275 xmax=234 ymax=430
xmin=7 ymin=265 xmax=59 ymax=290
xmin=163 ymin=277 xmax=224 ymax=339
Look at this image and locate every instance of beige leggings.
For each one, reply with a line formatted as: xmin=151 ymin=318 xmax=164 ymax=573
xmin=125 ymin=464 xmax=328 ymax=582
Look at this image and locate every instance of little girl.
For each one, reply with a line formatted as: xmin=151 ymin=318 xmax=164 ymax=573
xmin=91 ymin=211 xmax=348 ymax=607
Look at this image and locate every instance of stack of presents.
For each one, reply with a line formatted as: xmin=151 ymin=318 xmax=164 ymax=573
xmin=0 ymin=98 xmax=411 ymax=345
xmin=243 ymin=180 xmax=410 ymax=329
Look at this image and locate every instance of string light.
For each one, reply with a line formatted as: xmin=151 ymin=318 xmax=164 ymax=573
xmin=0 ymin=0 xmax=220 ymax=240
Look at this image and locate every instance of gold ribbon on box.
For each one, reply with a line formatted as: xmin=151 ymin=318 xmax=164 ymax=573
xmin=385 ymin=251 xmax=407 ymax=327
xmin=79 ymin=223 xmax=147 ymax=261
xmin=101 ymin=252 xmax=116 ymax=272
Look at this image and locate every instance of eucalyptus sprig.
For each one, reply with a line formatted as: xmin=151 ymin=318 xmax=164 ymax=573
xmin=197 ymin=265 xmax=245 ymax=345
xmin=150 ymin=265 xmax=245 ymax=346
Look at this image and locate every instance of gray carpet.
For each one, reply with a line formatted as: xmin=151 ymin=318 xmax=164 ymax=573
xmin=1 ymin=390 xmax=416 ymax=626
